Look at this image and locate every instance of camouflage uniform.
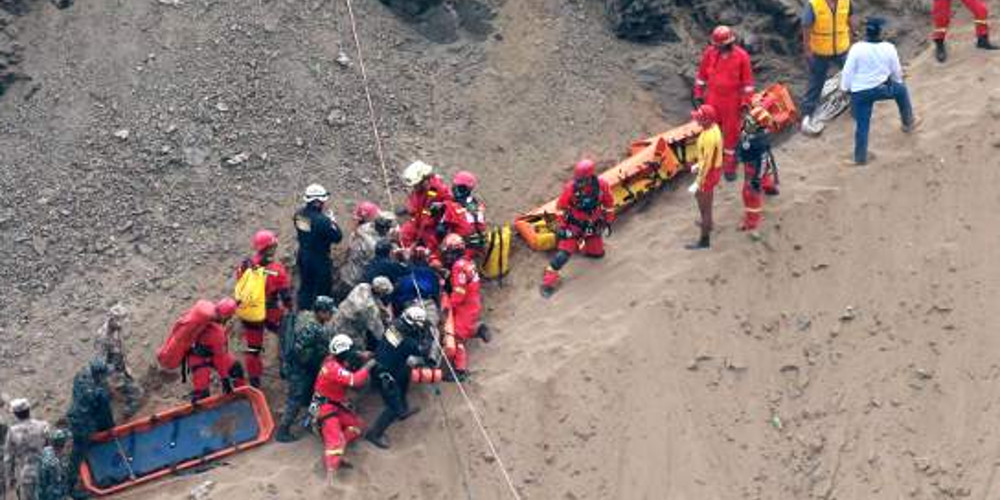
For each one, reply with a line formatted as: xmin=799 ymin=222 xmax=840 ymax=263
xmin=35 ymin=430 xmax=70 ymax=500
xmin=332 ymin=283 xmax=391 ymax=351
xmin=275 ymin=310 xmax=333 ymax=441
xmin=3 ymin=418 xmax=51 ymax=500
xmin=339 ymin=222 xmax=382 ymax=288
xmin=94 ymin=304 xmax=143 ymax=419
xmin=66 ymin=362 xmax=115 ymax=490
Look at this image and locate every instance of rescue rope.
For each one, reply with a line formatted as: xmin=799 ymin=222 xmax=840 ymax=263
xmin=343 ymin=0 xmax=395 ymax=208
xmin=340 ymin=2 xmax=521 ymax=498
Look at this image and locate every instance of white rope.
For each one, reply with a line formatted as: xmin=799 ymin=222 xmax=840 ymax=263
xmin=427 ymin=319 xmax=522 ymax=500
xmin=343 ymin=0 xmax=395 ymax=208
xmin=340 ymin=2 xmax=521 ymax=498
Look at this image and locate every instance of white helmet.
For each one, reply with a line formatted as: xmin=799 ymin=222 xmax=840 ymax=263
xmin=303 ymin=184 xmax=330 ymax=203
xmin=402 ymin=161 xmax=434 ymax=187
xmin=329 ymin=334 xmax=353 ymax=355
xmin=402 ymin=305 xmax=428 ymax=326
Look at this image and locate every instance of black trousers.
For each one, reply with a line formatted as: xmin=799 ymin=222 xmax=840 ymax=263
xmin=296 ymin=257 xmax=333 ymax=311
xmin=368 ymin=371 xmax=410 ymax=438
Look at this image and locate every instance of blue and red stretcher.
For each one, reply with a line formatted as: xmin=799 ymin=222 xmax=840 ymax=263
xmin=79 ymin=386 xmax=274 ymax=497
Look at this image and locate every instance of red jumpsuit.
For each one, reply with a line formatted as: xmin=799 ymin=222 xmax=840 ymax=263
xmin=932 ymin=0 xmax=989 ymax=40
xmin=542 ymin=176 xmax=615 ymax=290
xmin=189 ymin=322 xmax=241 ymax=400
xmin=235 ymin=254 xmax=291 ymax=382
xmin=313 ymin=357 xmax=370 ymax=472
xmin=447 ymin=256 xmax=481 ymax=372
xmin=693 ymin=45 xmax=755 ymax=180
xmin=400 ymin=175 xmax=453 ymax=250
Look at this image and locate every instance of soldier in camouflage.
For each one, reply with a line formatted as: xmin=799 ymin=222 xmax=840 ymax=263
xmin=332 ymin=277 xmax=394 ymax=351
xmin=66 ymin=359 xmax=115 ymax=495
xmin=3 ymin=399 xmax=51 ymax=500
xmin=94 ymin=303 xmax=143 ymax=420
xmin=340 ymin=211 xmax=398 ymax=290
xmin=274 ymin=296 xmax=337 ymax=443
xmin=35 ymin=428 xmax=70 ymax=500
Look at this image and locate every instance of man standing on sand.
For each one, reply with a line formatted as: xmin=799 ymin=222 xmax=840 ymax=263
xmin=294 ymin=184 xmax=343 ymax=311
xmin=94 ymin=303 xmax=144 ymax=419
xmin=687 ymin=104 xmax=724 ymax=250
xmin=692 ymin=25 xmax=755 ymax=182
xmin=3 ymin=399 xmax=51 ymax=500
xmin=840 ymin=17 xmax=917 ymax=166
xmin=800 ymin=0 xmax=855 ymax=133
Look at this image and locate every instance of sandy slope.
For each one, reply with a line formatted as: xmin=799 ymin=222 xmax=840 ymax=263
xmin=109 ymin=28 xmax=1000 ymax=500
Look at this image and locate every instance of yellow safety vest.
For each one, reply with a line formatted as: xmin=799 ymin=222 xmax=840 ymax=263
xmin=810 ymin=0 xmax=851 ymax=56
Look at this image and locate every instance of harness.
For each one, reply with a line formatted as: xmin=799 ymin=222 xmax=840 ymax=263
xmin=572 ymin=176 xmax=601 ymax=213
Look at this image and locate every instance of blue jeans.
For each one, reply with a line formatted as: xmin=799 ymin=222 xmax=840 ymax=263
xmin=802 ymin=53 xmax=847 ymax=117
xmin=849 ymin=80 xmax=914 ymax=164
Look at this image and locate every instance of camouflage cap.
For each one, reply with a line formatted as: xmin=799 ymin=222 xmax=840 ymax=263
xmin=108 ymin=303 xmax=128 ymax=318
xmin=10 ymin=398 xmax=30 ymax=413
xmin=314 ymin=296 xmax=337 ymax=313
xmin=48 ymin=428 xmax=70 ymax=445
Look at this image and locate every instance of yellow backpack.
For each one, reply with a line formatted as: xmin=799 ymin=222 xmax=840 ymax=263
xmin=481 ymin=223 xmax=511 ymax=281
xmin=234 ymin=266 xmax=267 ymax=322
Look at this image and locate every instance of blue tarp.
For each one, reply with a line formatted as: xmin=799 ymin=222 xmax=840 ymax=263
xmin=86 ymin=399 xmax=260 ymax=488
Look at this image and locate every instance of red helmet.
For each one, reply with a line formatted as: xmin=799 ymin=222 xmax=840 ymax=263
xmin=711 ymin=26 xmax=736 ymax=46
xmin=691 ymin=104 xmax=719 ymax=125
xmin=573 ymin=159 xmax=596 ymax=179
xmin=252 ymin=230 xmax=278 ymax=252
xmin=353 ymin=201 xmax=381 ymax=223
xmin=452 ymin=171 xmax=478 ymax=189
xmin=441 ymin=233 xmax=466 ymax=252
xmin=215 ymin=297 xmax=238 ymax=318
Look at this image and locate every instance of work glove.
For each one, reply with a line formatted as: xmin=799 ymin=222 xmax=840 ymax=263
xmin=307 ymin=400 xmax=320 ymax=419
xmin=692 ymin=96 xmax=704 ymax=109
xmin=406 ymin=356 xmax=425 ymax=368
xmin=556 ymin=227 xmax=574 ymax=240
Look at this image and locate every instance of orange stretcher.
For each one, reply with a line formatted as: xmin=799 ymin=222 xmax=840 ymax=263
xmin=513 ymin=83 xmax=797 ymax=251
xmin=79 ymin=386 xmax=274 ymax=497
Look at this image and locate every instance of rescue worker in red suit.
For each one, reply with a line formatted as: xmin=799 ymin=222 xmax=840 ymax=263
xmin=450 ymin=171 xmax=488 ymax=256
xmin=310 ymin=334 xmax=375 ymax=487
xmin=540 ymin=159 xmax=615 ymax=297
xmin=932 ymin=0 xmax=998 ymax=62
xmin=693 ymin=25 xmax=755 ymax=182
xmin=440 ymin=234 xmax=491 ymax=381
xmin=235 ymin=230 xmax=293 ymax=388
xmin=189 ymin=298 xmax=246 ymax=401
xmin=736 ymin=108 xmax=776 ymax=232
xmin=399 ymin=161 xmax=453 ymax=253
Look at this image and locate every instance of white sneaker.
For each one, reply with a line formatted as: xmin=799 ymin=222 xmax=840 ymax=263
xmin=801 ymin=115 xmax=813 ymax=129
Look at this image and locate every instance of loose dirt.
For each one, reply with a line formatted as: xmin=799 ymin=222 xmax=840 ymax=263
xmin=5 ymin=1 xmax=998 ymax=499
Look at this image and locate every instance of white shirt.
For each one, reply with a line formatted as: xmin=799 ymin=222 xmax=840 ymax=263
xmin=840 ymin=41 xmax=904 ymax=92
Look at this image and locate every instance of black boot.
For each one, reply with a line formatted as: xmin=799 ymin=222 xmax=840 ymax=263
xmin=476 ymin=324 xmax=492 ymax=343
xmin=274 ymin=425 xmax=299 ymax=443
xmin=935 ymin=39 xmax=947 ymax=62
xmin=685 ymin=235 xmax=710 ymax=250
xmin=977 ymin=35 xmax=1000 ymax=50
xmin=364 ymin=432 xmax=390 ymax=449
xmin=398 ymin=406 xmax=421 ymax=421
